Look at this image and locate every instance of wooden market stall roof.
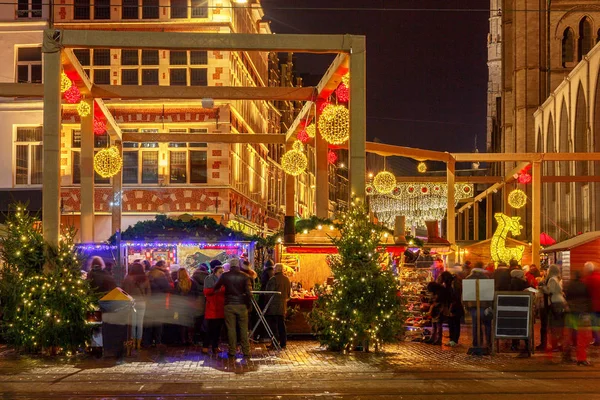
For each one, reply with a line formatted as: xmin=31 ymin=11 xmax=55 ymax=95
xmin=541 ymin=231 xmax=600 ymax=253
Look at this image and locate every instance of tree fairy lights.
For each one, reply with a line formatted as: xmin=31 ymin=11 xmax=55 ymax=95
xmin=60 ymin=73 xmax=72 ymax=93
xmin=281 ymin=141 xmax=308 ymax=176
xmin=508 ymin=189 xmax=527 ymax=209
xmin=490 ymin=213 xmax=525 ymax=265
xmin=318 ymin=104 xmax=349 ymax=145
xmin=373 ymin=171 xmax=396 ymax=194
xmin=94 ymin=146 xmax=122 ymax=178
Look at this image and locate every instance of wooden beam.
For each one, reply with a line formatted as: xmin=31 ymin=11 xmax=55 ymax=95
xmin=541 ymin=176 xmax=600 ymax=182
xmin=122 ymin=132 xmax=285 ymax=144
xmin=393 ymin=176 xmax=503 ymax=184
xmin=366 ymin=142 xmax=453 ymax=163
xmin=349 ymin=38 xmax=366 ymax=201
xmin=446 ymin=160 xmax=456 ymax=248
xmin=452 ymin=152 xmax=600 ymax=162
xmin=532 ymin=161 xmax=542 ymax=268
xmin=0 ymin=83 xmax=43 ymax=97
xmin=91 ymin=85 xmax=316 ymax=101
xmin=285 ymin=101 xmax=313 ymax=142
xmin=57 ymin=29 xmax=360 ymax=53
xmin=95 ymin=99 xmax=122 ymax=141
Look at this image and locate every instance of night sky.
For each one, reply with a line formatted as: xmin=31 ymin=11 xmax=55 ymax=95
xmin=261 ymin=0 xmax=490 ymax=153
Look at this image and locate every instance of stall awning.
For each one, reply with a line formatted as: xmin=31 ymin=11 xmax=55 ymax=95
xmin=541 ymin=231 xmax=600 ymax=253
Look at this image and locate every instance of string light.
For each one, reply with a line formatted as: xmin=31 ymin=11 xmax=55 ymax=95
xmin=305 ymin=123 xmax=316 ymax=138
xmin=93 ymin=118 xmax=106 ymax=135
xmin=77 ymin=101 xmax=91 ymax=117
xmin=281 ymin=141 xmax=308 ymax=176
xmin=490 ymin=213 xmax=525 ymax=265
xmin=508 ymin=189 xmax=527 ymax=209
xmin=63 ymin=85 xmax=81 ymax=104
xmin=373 ymin=171 xmax=396 ymax=194
xmin=336 ymin=83 xmax=349 ymax=102
xmin=318 ymin=104 xmax=349 ymax=145
xmin=93 ymin=146 xmax=122 ymax=178
xmin=417 ymin=162 xmax=427 ymax=173
xmin=60 ymin=73 xmax=72 ymax=93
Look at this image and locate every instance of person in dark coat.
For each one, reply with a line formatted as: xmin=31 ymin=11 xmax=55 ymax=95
xmin=425 ymin=281 xmax=450 ymax=345
xmin=213 ymin=258 xmax=253 ymax=358
xmin=87 ymin=256 xmax=117 ymax=294
xmin=265 ymin=263 xmax=292 ymax=349
xmin=122 ymin=262 xmax=151 ymax=350
xmin=260 ymin=259 xmax=275 ymax=300
xmin=441 ymin=271 xmax=463 ymax=347
xmin=192 ymin=264 xmax=209 ymax=344
xmin=509 ymin=269 xmax=531 ymax=355
xmin=145 ymin=264 xmax=173 ymax=346
xmin=493 ymin=262 xmax=511 ymax=292
xmin=565 ymin=271 xmax=592 ymax=365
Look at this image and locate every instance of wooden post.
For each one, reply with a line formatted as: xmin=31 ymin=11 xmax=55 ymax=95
xmin=464 ymin=208 xmax=470 ymax=241
xmin=284 ymin=142 xmax=296 ymax=243
xmin=446 ymin=160 xmax=456 ymax=245
xmin=112 ymin=141 xmax=123 ymax=284
xmin=315 ymin=106 xmax=329 ymax=218
xmin=349 ymin=37 xmax=366 ymax=203
xmin=458 ymin=211 xmax=463 ymax=241
xmin=80 ymin=99 xmax=95 ymax=243
xmin=486 ymin=192 xmax=493 ymax=238
xmin=42 ymin=46 xmax=62 ymax=247
xmin=473 ymin=201 xmax=480 ymax=241
xmin=532 ymin=161 xmax=542 ymax=267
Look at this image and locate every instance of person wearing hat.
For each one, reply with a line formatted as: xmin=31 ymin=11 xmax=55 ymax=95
xmin=87 ymin=256 xmax=117 ymax=294
xmin=509 ymin=268 xmax=531 ymax=356
xmin=213 ymin=257 xmax=253 ymax=358
xmin=192 ymin=264 xmax=210 ymax=344
xmin=202 ymin=262 xmax=225 ymax=354
xmin=265 ymin=263 xmax=292 ymax=349
xmin=209 ymin=259 xmax=223 ymax=272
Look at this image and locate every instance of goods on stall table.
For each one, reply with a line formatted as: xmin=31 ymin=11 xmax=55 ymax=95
xmin=400 ymin=265 xmax=433 ymax=341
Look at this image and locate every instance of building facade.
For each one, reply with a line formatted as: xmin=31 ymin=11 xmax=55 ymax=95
xmin=0 ymin=0 xmax=314 ymax=240
xmin=487 ymin=0 xmax=600 ymax=239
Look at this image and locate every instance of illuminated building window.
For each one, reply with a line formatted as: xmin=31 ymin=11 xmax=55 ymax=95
xmin=170 ymin=69 xmax=187 ymax=86
xmin=93 ymin=69 xmax=110 ymax=85
xmin=17 ymin=0 xmax=42 ymax=18
xmin=191 ymin=0 xmax=208 ymax=18
xmin=14 ymin=126 xmax=42 ymax=186
xmin=123 ymin=151 xmax=139 ymax=184
xmin=122 ymin=49 xmax=139 ymax=65
xmin=169 ymin=151 xmax=187 ymax=183
xmin=190 ymin=151 xmax=207 ymax=183
xmin=142 ymin=151 xmax=159 ymax=184
xmin=170 ymin=0 xmax=187 ymax=18
xmin=122 ymin=69 xmax=139 ymax=85
xmin=142 ymin=0 xmax=159 ymax=19
xmin=190 ymin=51 xmax=207 ymax=65
xmin=74 ymin=0 xmax=90 ymax=19
xmin=122 ymin=0 xmax=139 ymax=19
xmin=73 ymin=49 xmax=90 ymax=66
xmin=94 ymin=0 xmax=110 ymax=19
xmin=169 ymin=51 xmax=207 ymax=86
xmin=142 ymin=69 xmax=159 ymax=85
xmin=190 ymin=68 xmax=207 ymax=86
xmin=16 ymin=47 xmax=42 ymax=84
xmin=93 ymin=49 xmax=111 ymax=65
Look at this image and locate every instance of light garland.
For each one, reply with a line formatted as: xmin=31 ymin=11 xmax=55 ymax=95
xmin=417 ymin=162 xmax=427 ymax=173
xmin=93 ymin=146 xmax=122 ymax=178
xmin=490 ymin=213 xmax=525 ymax=265
xmin=281 ymin=141 xmax=308 ymax=176
xmin=373 ymin=171 xmax=396 ymax=194
xmin=63 ymin=85 xmax=81 ymax=104
xmin=305 ymin=123 xmax=316 ymax=138
xmin=508 ymin=189 xmax=527 ymax=209
xmin=336 ymin=83 xmax=349 ymax=102
xmin=342 ymin=72 xmax=350 ymax=87
xmin=318 ymin=104 xmax=349 ymax=145
xmin=93 ymin=118 xmax=106 ymax=135
xmin=60 ymin=73 xmax=72 ymax=93
xmin=77 ymin=101 xmax=91 ymax=117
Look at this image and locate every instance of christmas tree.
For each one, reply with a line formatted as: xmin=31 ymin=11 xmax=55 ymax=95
xmin=0 ymin=204 xmax=96 ymax=354
xmin=309 ymin=202 xmax=405 ymax=352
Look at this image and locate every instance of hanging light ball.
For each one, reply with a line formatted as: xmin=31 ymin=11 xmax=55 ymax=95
xmin=93 ymin=118 xmax=106 ymax=135
xmin=305 ymin=123 xmax=316 ymax=138
xmin=63 ymin=85 xmax=81 ymax=104
xmin=94 ymin=146 xmax=122 ymax=178
xmin=77 ymin=101 xmax=91 ymax=117
xmin=318 ymin=104 xmax=349 ymax=145
xmin=317 ymin=101 xmax=330 ymax=113
xmin=373 ymin=171 xmax=396 ymax=194
xmin=342 ymin=72 xmax=350 ymax=87
xmin=281 ymin=141 xmax=308 ymax=176
xmin=336 ymin=83 xmax=349 ymax=102
xmin=297 ymin=129 xmax=310 ymax=144
xmin=60 ymin=73 xmax=72 ymax=93
xmin=328 ymin=150 xmax=338 ymax=165
xmin=508 ymin=189 xmax=527 ymax=209
xmin=417 ymin=162 xmax=427 ymax=173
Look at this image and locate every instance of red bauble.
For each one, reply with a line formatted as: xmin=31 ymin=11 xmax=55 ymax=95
xmin=517 ymin=173 xmax=532 ymax=184
xmin=297 ymin=129 xmax=310 ymax=144
xmin=328 ymin=150 xmax=338 ymax=164
xmin=318 ymin=101 xmax=330 ymax=113
xmin=336 ymin=83 xmax=349 ymax=102
xmin=93 ymin=118 xmax=106 ymax=135
xmin=63 ymin=85 xmax=81 ymax=104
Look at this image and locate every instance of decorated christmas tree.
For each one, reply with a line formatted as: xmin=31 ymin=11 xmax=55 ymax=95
xmin=0 ymin=204 xmax=96 ymax=354
xmin=309 ymin=202 xmax=405 ymax=352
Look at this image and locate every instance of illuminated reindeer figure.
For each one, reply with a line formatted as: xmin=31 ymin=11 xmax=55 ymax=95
xmin=490 ymin=213 xmax=525 ymax=266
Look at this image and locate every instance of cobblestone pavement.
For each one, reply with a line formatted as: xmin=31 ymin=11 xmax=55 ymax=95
xmin=1 ymin=329 xmax=600 ymax=400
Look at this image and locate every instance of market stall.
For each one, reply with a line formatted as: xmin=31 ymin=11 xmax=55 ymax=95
xmin=541 ymin=231 xmax=600 ymax=280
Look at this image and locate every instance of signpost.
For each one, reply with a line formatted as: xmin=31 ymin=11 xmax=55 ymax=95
xmin=462 ymin=279 xmax=494 ymax=356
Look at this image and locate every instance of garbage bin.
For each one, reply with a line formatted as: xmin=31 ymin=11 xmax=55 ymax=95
xmin=99 ymin=287 xmax=134 ymax=359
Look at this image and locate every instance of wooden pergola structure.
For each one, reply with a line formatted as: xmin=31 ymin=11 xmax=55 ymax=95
xmin=0 ymin=29 xmax=367 ymax=253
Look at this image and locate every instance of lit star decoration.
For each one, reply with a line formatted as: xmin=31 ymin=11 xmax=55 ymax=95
xmin=281 ymin=141 xmax=308 ymax=176
xmin=77 ymin=101 xmax=91 ymax=117
xmin=63 ymin=85 xmax=81 ymax=104
xmin=60 ymin=73 xmax=72 ymax=93
xmin=93 ymin=118 xmax=106 ymax=135
xmin=508 ymin=189 xmax=527 ymax=209
xmin=318 ymin=104 xmax=349 ymax=145
xmin=490 ymin=213 xmax=525 ymax=265
xmin=417 ymin=162 xmax=427 ymax=173
xmin=305 ymin=123 xmax=316 ymax=138
xmin=297 ymin=129 xmax=310 ymax=144
xmin=373 ymin=171 xmax=396 ymax=195
xmin=336 ymin=83 xmax=349 ymax=102
xmin=94 ymin=146 xmax=122 ymax=178
xmin=328 ymin=150 xmax=338 ymax=165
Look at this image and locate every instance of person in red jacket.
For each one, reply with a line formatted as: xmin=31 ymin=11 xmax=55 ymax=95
xmin=202 ymin=264 xmax=225 ymax=354
xmin=524 ymin=265 xmax=539 ymax=289
xmin=584 ymin=262 xmax=600 ymax=346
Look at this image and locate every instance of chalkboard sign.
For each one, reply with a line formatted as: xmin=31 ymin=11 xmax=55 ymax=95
xmin=494 ymin=293 xmax=533 ymax=339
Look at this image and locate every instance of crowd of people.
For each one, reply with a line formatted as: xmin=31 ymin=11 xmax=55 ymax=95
xmin=424 ymin=259 xmax=600 ymax=365
xmin=86 ymin=256 xmax=292 ymax=359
